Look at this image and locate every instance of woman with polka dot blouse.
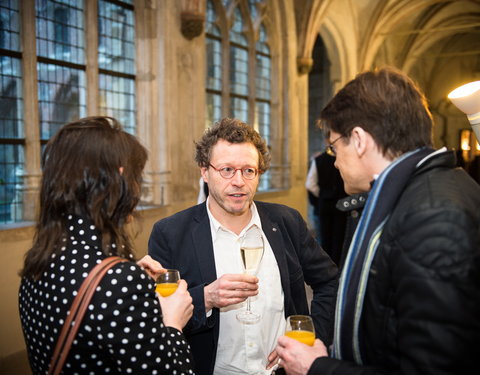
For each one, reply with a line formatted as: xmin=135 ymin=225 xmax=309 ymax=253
xmin=19 ymin=117 xmax=195 ymax=374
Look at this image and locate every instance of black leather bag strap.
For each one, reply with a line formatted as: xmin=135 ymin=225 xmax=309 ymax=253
xmin=48 ymin=256 xmax=128 ymax=375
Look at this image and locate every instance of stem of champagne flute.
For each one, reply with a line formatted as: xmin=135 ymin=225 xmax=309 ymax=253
xmin=246 ymin=297 xmax=251 ymax=313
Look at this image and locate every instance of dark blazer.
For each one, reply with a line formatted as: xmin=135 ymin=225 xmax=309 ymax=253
xmin=149 ymin=201 xmax=338 ymax=375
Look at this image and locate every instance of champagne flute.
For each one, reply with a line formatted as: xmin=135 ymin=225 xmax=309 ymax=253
xmin=155 ymin=269 xmax=180 ymax=297
xmin=285 ymin=315 xmax=316 ymax=346
xmin=236 ymin=226 xmax=264 ymax=324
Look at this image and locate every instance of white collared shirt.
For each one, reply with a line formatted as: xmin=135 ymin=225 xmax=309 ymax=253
xmin=206 ymin=199 xmax=286 ymax=375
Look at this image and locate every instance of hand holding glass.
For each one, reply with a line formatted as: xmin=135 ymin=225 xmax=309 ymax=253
xmin=155 ymin=269 xmax=180 ymax=297
xmin=236 ymin=226 xmax=264 ymax=324
xmin=285 ymin=315 xmax=315 ymax=346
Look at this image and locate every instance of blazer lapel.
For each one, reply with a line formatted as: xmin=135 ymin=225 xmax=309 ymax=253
xmin=191 ymin=203 xmax=217 ymax=284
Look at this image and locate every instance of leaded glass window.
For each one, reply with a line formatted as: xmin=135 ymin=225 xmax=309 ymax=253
xmin=255 ymin=24 xmax=270 ymax=142
xmin=98 ymin=0 xmax=136 ymax=134
xmin=99 ymin=74 xmax=135 ymax=134
xmin=0 ymin=0 xmax=138 ymax=224
xmin=229 ymin=7 xmax=248 ymax=122
xmin=36 ymin=0 xmax=87 ymax=141
xmin=36 ymin=0 xmax=85 ymax=63
xmin=248 ymin=0 xmax=262 ymax=20
xmin=0 ymin=1 xmax=21 ymax=51
xmin=0 ymin=56 xmax=23 ymax=223
xmin=0 ymin=0 xmax=23 ymax=223
xmin=204 ymin=0 xmax=273 ymax=190
xmin=206 ymin=0 xmax=222 ymax=128
xmin=37 ymin=63 xmax=86 ymax=140
xmin=222 ymin=0 xmax=233 ymax=9
xmin=98 ymin=0 xmax=135 ymax=74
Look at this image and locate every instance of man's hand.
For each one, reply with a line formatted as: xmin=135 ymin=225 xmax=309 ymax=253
xmin=266 ymin=349 xmax=280 ymax=370
xmin=275 ymin=336 xmax=328 ymax=375
xmin=204 ymin=273 xmax=259 ymax=311
xmin=137 ymin=255 xmax=165 ymax=280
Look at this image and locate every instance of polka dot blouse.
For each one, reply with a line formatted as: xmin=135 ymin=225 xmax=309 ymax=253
xmin=19 ymin=215 xmax=195 ymax=374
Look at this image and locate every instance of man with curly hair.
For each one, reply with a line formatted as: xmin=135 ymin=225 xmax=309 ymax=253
xmin=149 ymin=117 xmax=338 ymax=375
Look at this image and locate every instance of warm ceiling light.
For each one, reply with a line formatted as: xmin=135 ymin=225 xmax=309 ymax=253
xmin=448 ymin=81 xmax=480 ymax=143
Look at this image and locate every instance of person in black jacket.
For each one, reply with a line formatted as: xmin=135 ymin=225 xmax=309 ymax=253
xmin=275 ymin=67 xmax=480 ymax=375
xmin=149 ymin=118 xmax=338 ymax=375
xmin=306 ymin=151 xmax=348 ymax=265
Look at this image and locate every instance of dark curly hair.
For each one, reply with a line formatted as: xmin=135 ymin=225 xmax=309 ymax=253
xmin=195 ymin=118 xmax=271 ymax=173
xmin=21 ymin=116 xmax=148 ymax=279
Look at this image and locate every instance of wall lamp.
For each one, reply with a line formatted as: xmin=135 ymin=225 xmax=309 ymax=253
xmin=448 ymin=81 xmax=480 ymax=143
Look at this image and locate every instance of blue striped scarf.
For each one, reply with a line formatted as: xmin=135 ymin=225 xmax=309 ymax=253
xmin=332 ymin=147 xmax=434 ymax=363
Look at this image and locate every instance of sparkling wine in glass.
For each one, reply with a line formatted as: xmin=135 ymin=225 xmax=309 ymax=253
xmin=285 ymin=315 xmax=315 ymax=346
xmin=236 ymin=226 xmax=264 ymax=324
xmin=155 ymin=269 xmax=180 ymax=297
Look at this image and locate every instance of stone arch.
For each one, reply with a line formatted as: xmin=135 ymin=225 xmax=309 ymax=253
xmin=318 ymin=18 xmax=356 ymax=89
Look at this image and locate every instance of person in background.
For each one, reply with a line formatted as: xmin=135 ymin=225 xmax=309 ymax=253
xmin=276 ymin=67 xmax=480 ymax=375
xmin=305 ymin=149 xmax=348 ymax=265
xmin=148 ymin=117 xmax=338 ymax=375
xmin=19 ymin=116 xmax=195 ymax=374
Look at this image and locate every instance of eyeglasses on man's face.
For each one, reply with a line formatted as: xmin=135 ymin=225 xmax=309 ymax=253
xmin=325 ymin=135 xmax=345 ymax=157
xmin=209 ymin=164 xmax=258 ymax=180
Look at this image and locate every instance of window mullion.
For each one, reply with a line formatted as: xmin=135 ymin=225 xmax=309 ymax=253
xmin=222 ymin=37 xmax=230 ymax=118
xmin=85 ymin=0 xmax=100 ymax=115
xmin=21 ymin=0 xmax=42 ymax=221
xmin=248 ymin=37 xmax=255 ymax=127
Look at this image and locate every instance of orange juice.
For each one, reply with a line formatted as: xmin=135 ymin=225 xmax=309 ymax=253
xmin=285 ymin=330 xmax=315 ymax=346
xmin=155 ymin=282 xmax=178 ymax=297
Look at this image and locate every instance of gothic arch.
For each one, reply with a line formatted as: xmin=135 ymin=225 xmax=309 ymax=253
xmin=359 ymin=0 xmax=480 ymax=70
xmin=318 ymin=18 xmax=356 ymax=89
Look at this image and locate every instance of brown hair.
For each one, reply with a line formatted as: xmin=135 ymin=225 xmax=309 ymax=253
xmin=195 ymin=117 xmax=271 ymax=172
xmin=21 ymin=116 xmax=148 ymax=279
xmin=319 ymin=67 xmax=433 ymax=159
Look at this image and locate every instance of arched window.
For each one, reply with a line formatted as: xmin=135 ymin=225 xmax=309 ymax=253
xmin=0 ymin=0 xmax=137 ymax=224
xmin=205 ymin=0 xmax=274 ymax=190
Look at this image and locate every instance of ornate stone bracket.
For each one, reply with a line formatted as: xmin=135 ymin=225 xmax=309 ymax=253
xmin=297 ymin=57 xmax=313 ymax=75
xmin=181 ymin=11 xmax=205 ymax=40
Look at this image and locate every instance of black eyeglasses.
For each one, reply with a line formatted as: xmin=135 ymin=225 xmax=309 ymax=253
xmin=325 ymin=135 xmax=345 ymax=157
xmin=209 ymin=164 xmax=258 ymax=180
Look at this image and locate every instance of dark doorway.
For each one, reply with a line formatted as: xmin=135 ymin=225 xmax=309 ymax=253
xmin=308 ymin=36 xmax=332 ymax=157
xmin=306 ymin=36 xmax=332 ymax=232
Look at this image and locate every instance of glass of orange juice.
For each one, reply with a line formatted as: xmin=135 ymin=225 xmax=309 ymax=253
xmin=285 ymin=315 xmax=315 ymax=346
xmin=155 ymin=269 xmax=180 ymax=297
